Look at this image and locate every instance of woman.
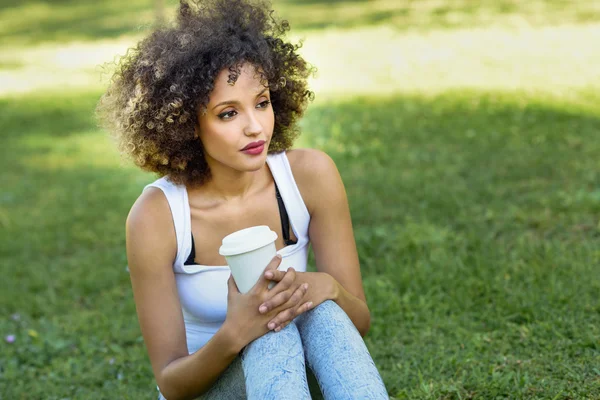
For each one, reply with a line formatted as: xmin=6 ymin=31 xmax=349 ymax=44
xmin=97 ymin=0 xmax=388 ymax=398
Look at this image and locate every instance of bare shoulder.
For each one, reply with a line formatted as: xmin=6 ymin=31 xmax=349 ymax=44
xmin=286 ymin=148 xmax=338 ymax=181
xmin=126 ymin=186 xmax=177 ymax=268
xmin=127 ymin=186 xmax=171 ymax=233
xmin=286 ymin=148 xmax=343 ymax=215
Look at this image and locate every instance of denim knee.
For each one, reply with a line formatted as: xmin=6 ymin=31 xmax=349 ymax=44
xmin=241 ymin=320 xmax=304 ymax=361
xmin=241 ymin=321 xmax=311 ymax=400
xmin=314 ymin=299 xmax=341 ymax=313
xmin=296 ymin=299 xmax=352 ymax=328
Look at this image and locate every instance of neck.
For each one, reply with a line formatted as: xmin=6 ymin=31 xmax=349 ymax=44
xmin=199 ymin=157 xmax=267 ymax=202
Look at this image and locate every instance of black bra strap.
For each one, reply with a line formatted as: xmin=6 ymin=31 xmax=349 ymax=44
xmin=275 ymin=182 xmax=297 ymax=246
xmin=185 ymin=234 xmax=196 ymax=265
xmin=185 ymin=182 xmax=297 ymax=265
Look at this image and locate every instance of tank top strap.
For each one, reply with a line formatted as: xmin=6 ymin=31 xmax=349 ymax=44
xmin=266 ymin=151 xmax=310 ymax=242
xmin=143 ymin=176 xmax=191 ymax=274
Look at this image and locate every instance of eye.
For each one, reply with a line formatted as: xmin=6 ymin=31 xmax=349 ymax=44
xmin=256 ymin=100 xmax=271 ymax=109
xmin=218 ymin=110 xmax=237 ymax=120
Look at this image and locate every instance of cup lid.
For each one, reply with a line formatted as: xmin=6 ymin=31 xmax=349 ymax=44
xmin=218 ymin=225 xmax=278 ymax=256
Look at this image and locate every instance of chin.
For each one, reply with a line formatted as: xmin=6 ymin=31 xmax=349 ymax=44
xmin=245 ymin=155 xmax=268 ymax=171
xmin=229 ymin=151 xmax=264 ymax=171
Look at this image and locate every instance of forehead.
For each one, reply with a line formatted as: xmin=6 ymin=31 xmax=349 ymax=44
xmin=209 ymin=63 xmax=268 ymax=102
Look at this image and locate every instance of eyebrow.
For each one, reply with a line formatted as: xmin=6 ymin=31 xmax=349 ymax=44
xmin=211 ymin=88 xmax=269 ymax=110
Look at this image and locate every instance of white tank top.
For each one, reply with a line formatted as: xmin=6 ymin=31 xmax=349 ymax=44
xmin=143 ymin=151 xmax=311 ymax=354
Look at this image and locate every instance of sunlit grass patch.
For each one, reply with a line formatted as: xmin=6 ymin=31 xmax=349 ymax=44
xmin=3 ymin=22 xmax=600 ymax=98
xmin=278 ymin=0 xmax=600 ymax=32
xmin=300 ymin=23 xmax=600 ymax=99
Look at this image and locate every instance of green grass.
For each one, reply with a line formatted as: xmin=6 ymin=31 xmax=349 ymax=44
xmin=1 ymin=87 xmax=599 ymax=398
xmin=2 ymin=0 xmax=600 ymax=398
xmin=303 ymin=91 xmax=600 ymax=397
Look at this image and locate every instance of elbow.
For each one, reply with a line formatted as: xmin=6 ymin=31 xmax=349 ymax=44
xmin=355 ymin=302 xmax=371 ymax=337
xmin=156 ymin=378 xmax=177 ymax=400
xmin=158 ymin=373 xmax=210 ymax=400
xmin=157 ymin=384 xmax=174 ymax=400
xmin=156 ymin=372 xmax=192 ymax=400
xmin=158 ymin=386 xmax=193 ymax=400
xmin=359 ymin=314 xmax=371 ymax=337
xmin=361 ymin=298 xmax=371 ymax=337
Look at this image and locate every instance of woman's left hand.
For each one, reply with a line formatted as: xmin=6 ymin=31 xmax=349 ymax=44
xmin=259 ymin=270 xmax=338 ymax=332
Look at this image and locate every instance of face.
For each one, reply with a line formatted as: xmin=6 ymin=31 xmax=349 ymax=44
xmin=196 ymin=63 xmax=275 ymax=174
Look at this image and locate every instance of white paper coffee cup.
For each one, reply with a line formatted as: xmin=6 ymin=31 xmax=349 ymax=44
xmin=219 ymin=225 xmax=278 ymax=294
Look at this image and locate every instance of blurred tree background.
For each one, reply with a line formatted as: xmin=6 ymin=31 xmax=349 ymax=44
xmin=1 ymin=0 xmax=599 ymax=399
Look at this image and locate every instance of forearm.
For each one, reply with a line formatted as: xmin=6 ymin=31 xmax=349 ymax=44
xmin=158 ymin=322 xmax=243 ymax=400
xmin=329 ymin=276 xmax=371 ymax=337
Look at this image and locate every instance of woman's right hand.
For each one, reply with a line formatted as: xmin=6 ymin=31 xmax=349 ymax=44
xmin=224 ymin=254 xmax=309 ymax=349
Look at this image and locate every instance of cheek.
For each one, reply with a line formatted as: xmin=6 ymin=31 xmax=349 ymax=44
xmin=262 ymin=109 xmax=275 ymax=131
xmin=199 ymin=121 xmax=236 ymax=148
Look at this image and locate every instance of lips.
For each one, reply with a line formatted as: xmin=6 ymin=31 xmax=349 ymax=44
xmin=241 ymin=140 xmax=266 ymax=151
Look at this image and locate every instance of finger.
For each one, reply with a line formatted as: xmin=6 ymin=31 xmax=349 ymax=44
xmin=267 ymin=283 xmax=309 ymax=326
xmin=262 ymin=267 xmax=296 ymax=299
xmin=274 ymin=302 xmax=313 ymax=332
xmin=259 ymin=278 xmax=306 ymax=315
xmin=258 ymin=283 xmax=308 ymax=326
xmin=264 ymin=268 xmax=286 ymax=281
xmin=283 ymin=281 xmax=308 ymax=309
xmin=297 ymin=300 xmax=314 ymax=315
xmin=253 ymin=255 xmax=282 ymax=292
xmin=275 ymin=320 xmax=290 ymax=333
xmin=269 ymin=307 xmax=296 ymax=331
xmin=263 ymin=278 xmax=306 ymax=314
xmin=275 ymin=267 xmax=296 ymax=290
xmin=277 ymin=267 xmax=296 ymax=290
xmin=261 ymin=281 xmax=301 ymax=316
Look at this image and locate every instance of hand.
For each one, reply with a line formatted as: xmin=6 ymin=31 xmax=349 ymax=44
xmin=259 ymin=267 xmax=314 ymax=333
xmin=224 ymin=255 xmax=310 ymax=349
xmin=259 ymin=270 xmax=337 ymax=332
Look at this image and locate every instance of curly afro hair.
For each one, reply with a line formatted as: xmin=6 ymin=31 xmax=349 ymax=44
xmin=96 ymin=0 xmax=314 ymax=188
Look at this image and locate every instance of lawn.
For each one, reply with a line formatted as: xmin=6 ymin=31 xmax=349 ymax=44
xmin=1 ymin=0 xmax=600 ymax=399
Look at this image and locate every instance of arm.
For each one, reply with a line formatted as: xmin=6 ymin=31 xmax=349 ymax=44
xmin=293 ymin=149 xmax=371 ymax=336
xmin=126 ymin=188 xmax=245 ymax=400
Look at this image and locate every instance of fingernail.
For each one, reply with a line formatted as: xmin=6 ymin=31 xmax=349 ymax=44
xmin=307 ymin=302 xmax=313 ymax=309
xmin=275 ymin=326 xmax=281 ymax=332
xmin=265 ymin=272 xmax=273 ymax=279
xmin=268 ymin=322 xmax=275 ymax=330
xmin=276 ymin=254 xmax=282 ymax=259
xmin=259 ymin=305 xmax=267 ymax=313
xmin=303 ymin=283 xmax=309 ymax=290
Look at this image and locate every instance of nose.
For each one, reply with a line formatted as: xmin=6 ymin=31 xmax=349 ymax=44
xmin=243 ymin=110 xmax=263 ymax=137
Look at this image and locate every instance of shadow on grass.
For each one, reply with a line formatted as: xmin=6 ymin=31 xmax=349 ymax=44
xmin=0 ymin=92 xmax=100 ymax=140
xmin=277 ymin=0 xmax=368 ymax=3
xmin=0 ymin=0 xmax=162 ymax=45
xmin=2 ymin=0 xmax=600 ymax=45
xmin=1 ymin=88 xmax=600 ymax=398
xmin=0 ymin=0 xmax=77 ymax=7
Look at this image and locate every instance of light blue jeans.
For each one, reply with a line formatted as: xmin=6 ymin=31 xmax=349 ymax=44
xmin=160 ymin=300 xmax=388 ymax=399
